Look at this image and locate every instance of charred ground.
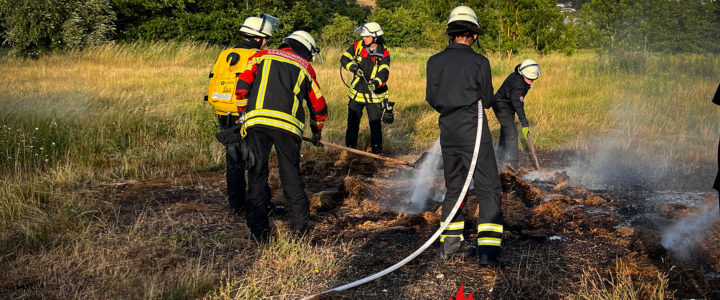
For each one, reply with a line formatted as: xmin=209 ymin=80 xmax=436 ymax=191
xmin=5 ymin=149 xmax=717 ymax=299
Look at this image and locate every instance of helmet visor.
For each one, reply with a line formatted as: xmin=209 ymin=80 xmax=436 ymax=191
xmin=261 ymin=14 xmax=280 ymax=33
xmin=311 ymin=45 xmax=322 ymax=63
xmin=353 ymin=25 xmax=366 ymax=36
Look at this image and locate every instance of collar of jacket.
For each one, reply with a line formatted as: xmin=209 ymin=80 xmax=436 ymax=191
xmin=445 ymin=43 xmax=472 ymax=50
xmin=236 ymin=39 xmax=262 ymax=50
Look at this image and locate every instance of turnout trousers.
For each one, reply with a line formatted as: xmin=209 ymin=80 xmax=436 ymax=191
xmin=493 ymin=102 xmax=520 ymax=165
xmin=345 ymin=99 xmax=383 ymax=153
xmin=218 ymin=115 xmax=245 ymax=211
xmin=245 ymin=128 xmax=309 ymax=241
xmin=440 ymin=142 xmax=503 ymax=257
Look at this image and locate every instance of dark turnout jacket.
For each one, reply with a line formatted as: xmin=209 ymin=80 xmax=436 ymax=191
xmin=494 ymin=65 xmax=532 ymax=127
xmin=236 ymin=48 xmax=328 ymax=138
xmin=425 ymin=43 xmax=495 ymax=147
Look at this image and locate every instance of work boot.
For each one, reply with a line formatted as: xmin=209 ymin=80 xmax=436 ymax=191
xmin=248 ymin=229 xmax=269 ymax=244
xmin=371 ymin=145 xmax=382 ymax=155
xmin=289 ymin=224 xmax=309 ymax=239
xmin=478 ymin=253 xmax=502 ymax=268
xmin=440 ymin=242 xmax=476 ymax=260
xmin=230 ymin=203 xmax=245 ymax=215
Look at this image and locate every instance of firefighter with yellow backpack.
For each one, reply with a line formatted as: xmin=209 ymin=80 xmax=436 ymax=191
xmin=340 ymin=22 xmax=393 ymax=154
xmin=207 ymin=14 xmax=284 ymax=216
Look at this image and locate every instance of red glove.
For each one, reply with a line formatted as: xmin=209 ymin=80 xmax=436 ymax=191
xmin=236 ymin=89 xmax=248 ymax=100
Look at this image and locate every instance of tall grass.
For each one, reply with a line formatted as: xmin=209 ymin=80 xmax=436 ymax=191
xmin=0 ymin=41 xmax=717 ymax=297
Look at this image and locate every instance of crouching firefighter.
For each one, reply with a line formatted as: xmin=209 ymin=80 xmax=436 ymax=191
xmin=235 ymin=31 xmax=327 ymax=242
xmin=206 ymin=15 xmax=285 ymax=216
xmin=340 ymin=22 xmax=393 ymax=154
xmin=492 ymin=59 xmax=541 ymax=167
xmin=425 ymin=6 xmax=504 ymax=267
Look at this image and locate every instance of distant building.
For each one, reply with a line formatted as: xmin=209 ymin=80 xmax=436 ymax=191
xmin=557 ymin=2 xmax=576 ymax=14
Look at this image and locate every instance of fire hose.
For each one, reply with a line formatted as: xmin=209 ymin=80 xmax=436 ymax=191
xmin=302 ymin=99 xmax=485 ymax=299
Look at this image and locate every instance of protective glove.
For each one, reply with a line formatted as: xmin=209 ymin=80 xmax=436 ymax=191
xmin=240 ymin=140 xmax=256 ymax=170
xmin=367 ymin=80 xmax=377 ymax=91
xmin=382 ymin=99 xmax=395 ymax=124
xmin=311 ymin=131 xmax=322 ymax=147
xmin=522 ymin=127 xmax=530 ymax=138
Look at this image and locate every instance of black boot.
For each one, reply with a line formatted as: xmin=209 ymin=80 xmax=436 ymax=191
xmin=440 ymin=241 xmax=477 ymax=260
xmin=478 ymin=253 xmax=502 ymax=268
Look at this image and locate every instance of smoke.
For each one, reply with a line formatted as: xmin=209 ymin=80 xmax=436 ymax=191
xmin=563 ymin=135 xmax=670 ymax=190
xmin=661 ymin=203 xmax=720 ymax=260
xmin=401 ymin=141 xmax=444 ymax=214
xmin=522 ymin=170 xmax=554 ymax=182
xmin=561 ymin=101 xmax=674 ymax=190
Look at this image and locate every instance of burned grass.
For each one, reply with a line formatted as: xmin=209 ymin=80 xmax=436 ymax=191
xmin=1 ymin=150 xmax=719 ymax=299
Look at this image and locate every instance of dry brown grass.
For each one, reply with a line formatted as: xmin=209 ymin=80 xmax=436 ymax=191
xmin=1 ymin=42 xmax=718 ymax=298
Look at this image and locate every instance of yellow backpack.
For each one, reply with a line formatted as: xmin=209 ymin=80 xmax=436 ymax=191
xmin=206 ymin=48 xmax=258 ymax=115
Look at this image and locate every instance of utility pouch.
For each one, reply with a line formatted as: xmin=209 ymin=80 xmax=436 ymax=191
xmin=382 ymin=99 xmax=395 ymax=124
xmin=215 ymin=124 xmax=243 ymax=146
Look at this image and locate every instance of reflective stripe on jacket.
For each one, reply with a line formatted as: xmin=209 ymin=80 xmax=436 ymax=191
xmin=236 ymin=48 xmax=328 ymax=138
xmin=340 ymin=41 xmax=390 ymax=103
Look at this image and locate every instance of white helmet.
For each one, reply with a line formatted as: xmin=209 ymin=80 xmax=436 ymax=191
xmin=446 ymin=6 xmax=482 ymax=35
xmin=355 ymin=22 xmax=384 ymax=37
xmin=285 ymin=30 xmax=321 ymax=60
xmin=518 ymin=59 xmax=540 ymax=80
xmin=239 ymin=14 xmax=279 ymax=38
xmin=447 ymin=6 xmax=479 ymax=26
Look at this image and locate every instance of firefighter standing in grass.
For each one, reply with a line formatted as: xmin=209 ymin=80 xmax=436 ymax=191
xmin=492 ymin=59 xmax=541 ymax=167
xmin=425 ymin=6 xmax=504 ymax=266
xmin=235 ymin=31 xmax=327 ymax=242
xmin=207 ymin=15 xmax=284 ymax=216
xmin=340 ymin=22 xmax=392 ymax=154
xmin=713 ymin=82 xmax=720 ymax=209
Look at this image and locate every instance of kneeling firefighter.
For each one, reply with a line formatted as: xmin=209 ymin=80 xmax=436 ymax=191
xmin=425 ymin=6 xmax=503 ymax=266
xmin=340 ymin=22 xmax=393 ymax=154
xmin=492 ymin=59 xmax=541 ymax=167
xmin=207 ymin=14 xmax=285 ymax=216
xmin=235 ymin=31 xmax=327 ymax=242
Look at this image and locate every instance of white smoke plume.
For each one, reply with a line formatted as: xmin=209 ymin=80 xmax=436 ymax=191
xmin=661 ymin=203 xmax=720 ymax=260
xmin=401 ymin=141 xmax=444 ymax=214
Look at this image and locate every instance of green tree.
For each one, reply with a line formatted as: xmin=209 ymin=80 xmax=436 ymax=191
xmin=320 ymin=14 xmax=357 ymax=48
xmin=1 ymin=0 xmax=116 ymax=58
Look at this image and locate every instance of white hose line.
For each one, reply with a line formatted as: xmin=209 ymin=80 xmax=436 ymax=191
xmin=302 ymin=100 xmax=484 ymax=299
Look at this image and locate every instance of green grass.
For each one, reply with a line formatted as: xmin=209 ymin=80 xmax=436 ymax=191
xmin=0 ymin=41 xmax=717 ymax=298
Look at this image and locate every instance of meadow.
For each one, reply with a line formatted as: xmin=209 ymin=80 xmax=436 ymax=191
xmin=0 ymin=42 xmax=718 ymax=298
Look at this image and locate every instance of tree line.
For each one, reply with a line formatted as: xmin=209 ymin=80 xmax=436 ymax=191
xmin=1 ymin=0 xmax=719 ymax=58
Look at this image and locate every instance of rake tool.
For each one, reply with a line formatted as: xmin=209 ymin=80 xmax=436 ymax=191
xmin=526 ymin=131 xmax=541 ymax=170
xmin=302 ymin=137 xmax=421 ymax=168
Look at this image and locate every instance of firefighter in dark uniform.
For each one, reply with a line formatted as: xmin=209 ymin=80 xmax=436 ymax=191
xmin=236 ymin=30 xmax=327 ymax=242
xmin=425 ymin=6 xmax=503 ymax=266
xmin=340 ymin=22 xmax=390 ymax=154
xmin=208 ymin=15 xmax=284 ymax=216
xmin=713 ymin=82 xmax=720 ymax=209
xmin=492 ymin=59 xmax=541 ymax=167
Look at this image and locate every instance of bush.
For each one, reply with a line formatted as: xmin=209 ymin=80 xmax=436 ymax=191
xmin=1 ymin=0 xmax=116 ymax=58
xmin=320 ymin=14 xmax=357 ymax=48
xmin=370 ymin=7 xmax=433 ymax=47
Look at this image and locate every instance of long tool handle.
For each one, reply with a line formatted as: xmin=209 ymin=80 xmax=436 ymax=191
xmin=526 ymin=132 xmax=541 ymax=170
xmin=302 ymin=137 xmax=415 ymax=168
